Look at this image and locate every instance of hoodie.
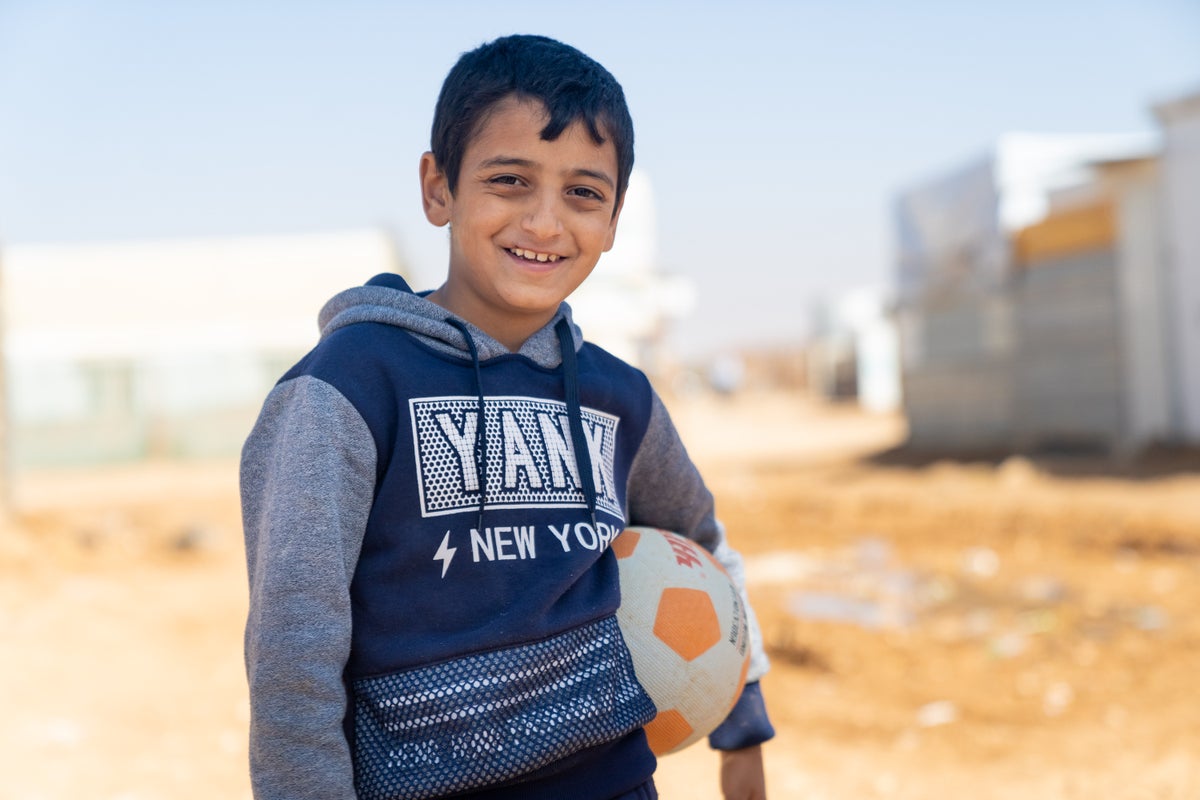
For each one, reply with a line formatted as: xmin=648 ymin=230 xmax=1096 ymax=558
xmin=241 ymin=273 xmax=773 ymax=800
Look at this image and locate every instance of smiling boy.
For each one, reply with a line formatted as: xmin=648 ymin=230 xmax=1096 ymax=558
xmin=419 ymin=94 xmax=621 ymax=349
xmin=241 ymin=35 xmax=773 ymax=800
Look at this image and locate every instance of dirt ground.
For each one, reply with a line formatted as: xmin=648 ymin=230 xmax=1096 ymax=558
xmin=3 ymin=393 xmax=1199 ymax=799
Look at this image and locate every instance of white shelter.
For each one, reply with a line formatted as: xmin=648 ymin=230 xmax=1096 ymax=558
xmin=893 ymin=115 xmax=1200 ymax=454
xmin=2 ymin=229 xmax=404 ymax=466
xmin=1155 ymin=90 xmax=1200 ymax=442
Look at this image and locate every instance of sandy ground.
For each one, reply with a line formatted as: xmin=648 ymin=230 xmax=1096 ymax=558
xmin=2 ymin=393 xmax=1199 ymax=799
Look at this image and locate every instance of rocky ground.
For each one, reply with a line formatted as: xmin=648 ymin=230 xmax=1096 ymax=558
xmin=3 ymin=394 xmax=1198 ymax=799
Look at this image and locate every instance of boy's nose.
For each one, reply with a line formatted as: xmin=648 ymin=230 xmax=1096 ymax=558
xmin=521 ymin=194 xmax=564 ymax=239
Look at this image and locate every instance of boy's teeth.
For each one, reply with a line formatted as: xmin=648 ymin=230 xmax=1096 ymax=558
xmin=512 ymin=248 xmax=559 ymax=263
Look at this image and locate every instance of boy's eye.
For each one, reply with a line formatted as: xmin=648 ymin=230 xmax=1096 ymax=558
xmin=490 ymin=175 xmax=522 ymax=186
xmin=569 ymin=186 xmax=604 ymax=202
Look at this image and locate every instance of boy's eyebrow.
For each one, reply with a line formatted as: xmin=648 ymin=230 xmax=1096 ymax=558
xmin=571 ymin=168 xmax=616 ymax=190
xmin=478 ymin=156 xmax=536 ymax=171
xmin=478 ymin=156 xmax=615 ymax=190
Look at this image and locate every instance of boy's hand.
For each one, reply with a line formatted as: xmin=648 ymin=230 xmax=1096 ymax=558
xmin=719 ymin=745 xmax=766 ymax=800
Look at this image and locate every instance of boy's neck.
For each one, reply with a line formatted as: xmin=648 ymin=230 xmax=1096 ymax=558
xmin=426 ymin=287 xmax=554 ymax=353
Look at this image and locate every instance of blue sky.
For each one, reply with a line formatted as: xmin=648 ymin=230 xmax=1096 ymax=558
xmin=1 ymin=1 xmax=1197 ymax=355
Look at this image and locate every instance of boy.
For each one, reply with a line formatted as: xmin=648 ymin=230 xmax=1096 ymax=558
xmin=242 ymin=34 xmax=773 ymax=800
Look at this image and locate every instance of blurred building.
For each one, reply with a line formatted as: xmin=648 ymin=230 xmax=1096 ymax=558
xmin=894 ymin=89 xmax=1200 ymax=454
xmin=1156 ymin=90 xmax=1200 ymax=444
xmin=567 ymin=171 xmax=696 ymax=373
xmin=807 ymin=287 xmax=901 ymax=413
xmin=1 ymin=229 xmax=405 ymax=468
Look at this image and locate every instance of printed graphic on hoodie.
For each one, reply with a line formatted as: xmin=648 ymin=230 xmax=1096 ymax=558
xmin=411 ymin=396 xmax=621 ymax=518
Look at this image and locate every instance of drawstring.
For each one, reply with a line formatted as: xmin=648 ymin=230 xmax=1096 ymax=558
xmin=555 ymin=318 xmax=600 ymax=532
xmin=447 ymin=318 xmax=488 ymax=536
xmin=446 ymin=315 xmax=600 ymax=536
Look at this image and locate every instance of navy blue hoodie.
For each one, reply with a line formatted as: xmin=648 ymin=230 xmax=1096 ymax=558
xmin=241 ymin=274 xmax=773 ymax=800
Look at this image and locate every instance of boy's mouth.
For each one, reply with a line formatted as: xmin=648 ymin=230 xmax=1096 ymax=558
xmin=508 ymin=247 xmax=561 ymax=263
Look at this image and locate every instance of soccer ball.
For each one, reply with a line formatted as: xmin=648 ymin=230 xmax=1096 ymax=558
xmin=612 ymin=526 xmax=751 ymax=755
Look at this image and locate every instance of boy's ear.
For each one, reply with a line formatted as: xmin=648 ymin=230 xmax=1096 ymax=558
xmin=602 ymin=195 xmax=625 ymax=252
xmin=419 ymin=151 xmax=452 ymax=227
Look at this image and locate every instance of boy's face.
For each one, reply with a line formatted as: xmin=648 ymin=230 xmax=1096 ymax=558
xmin=420 ymin=96 xmax=622 ymax=348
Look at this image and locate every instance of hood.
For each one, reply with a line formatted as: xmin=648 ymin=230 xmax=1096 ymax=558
xmin=317 ymin=273 xmax=583 ymax=367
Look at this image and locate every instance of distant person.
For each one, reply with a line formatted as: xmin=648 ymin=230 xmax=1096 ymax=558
xmin=241 ymin=34 xmax=773 ymax=800
xmin=709 ymin=354 xmax=746 ymax=397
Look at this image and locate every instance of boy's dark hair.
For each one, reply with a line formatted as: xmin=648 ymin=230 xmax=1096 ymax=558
xmin=431 ymin=34 xmax=635 ymax=208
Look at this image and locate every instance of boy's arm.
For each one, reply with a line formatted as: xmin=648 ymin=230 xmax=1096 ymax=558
xmin=720 ymin=745 xmax=767 ymax=800
xmin=241 ymin=375 xmax=377 ymax=800
xmin=625 ymin=390 xmax=775 ymax=756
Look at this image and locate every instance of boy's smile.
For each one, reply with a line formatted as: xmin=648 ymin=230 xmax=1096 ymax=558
xmin=421 ymin=96 xmax=623 ymax=351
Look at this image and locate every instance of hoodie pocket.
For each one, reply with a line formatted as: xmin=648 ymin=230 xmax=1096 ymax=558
xmin=350 ymin=614 xmax=655 ymax=800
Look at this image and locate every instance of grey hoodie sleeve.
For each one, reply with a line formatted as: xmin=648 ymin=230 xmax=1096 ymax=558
xmin=625 ymin=389 xmax=774 ymax=749
xmin=241 ymin=375 xmax=377 ymax=800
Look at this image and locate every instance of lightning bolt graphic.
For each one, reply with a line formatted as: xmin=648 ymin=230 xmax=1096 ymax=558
xmin=433 ymin=530 xmax=456 ymax=579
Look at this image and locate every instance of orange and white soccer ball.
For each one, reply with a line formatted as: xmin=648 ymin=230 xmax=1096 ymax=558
xmin=612 ymin=526 xmax=751 ymax=755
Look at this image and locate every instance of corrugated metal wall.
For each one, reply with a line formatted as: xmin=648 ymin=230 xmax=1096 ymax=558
xmin=902 ymin=247 xmax=1127 ymax=454
xmin=1156 ymin=94 xmax=1200 ymax=440
xmin=1011 ymin=251 xmax=1122 ymax=451
xmin=900 ymin=293 xmax=1015 ymax=450
xmin=895 ymin=108 xmax=1200 ymax=453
